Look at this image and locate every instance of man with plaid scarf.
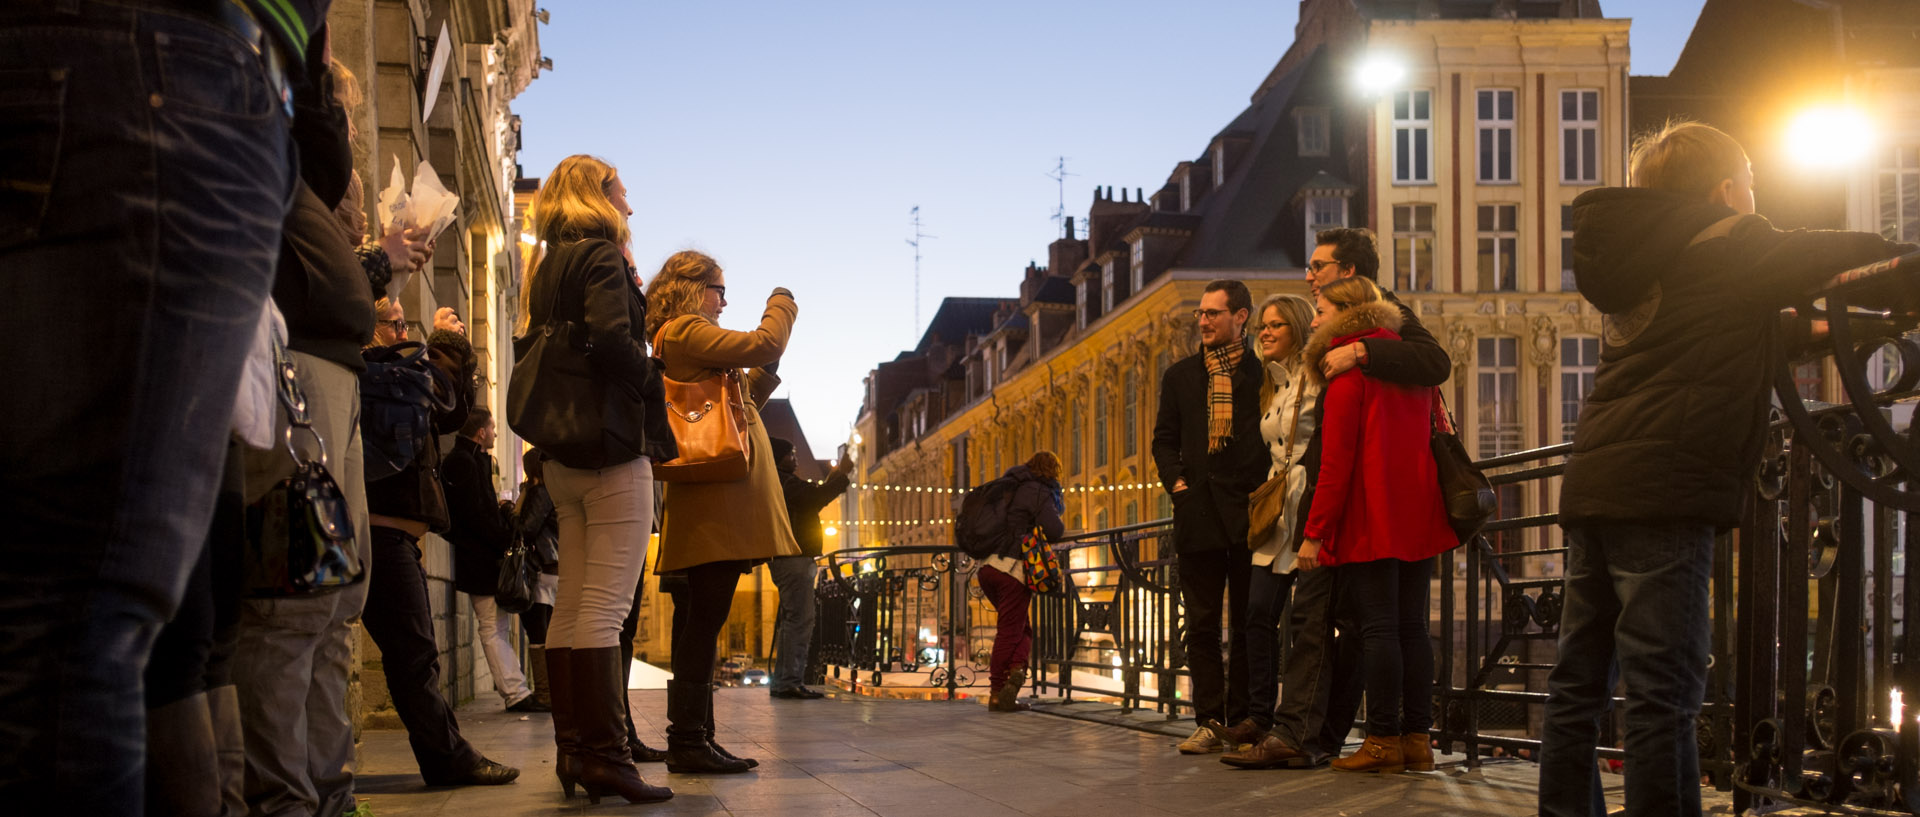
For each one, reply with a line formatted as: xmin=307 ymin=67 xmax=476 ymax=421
xmin=1152 ymin=279 xmax=1271 ymax=754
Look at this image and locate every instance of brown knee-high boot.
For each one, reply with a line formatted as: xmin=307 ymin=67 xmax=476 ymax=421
xmin=572 ymin=647 xmax=672 ymax=804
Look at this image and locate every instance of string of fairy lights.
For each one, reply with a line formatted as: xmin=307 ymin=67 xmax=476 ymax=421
xmin=806 ymin=477 xmax=1166 ymax=534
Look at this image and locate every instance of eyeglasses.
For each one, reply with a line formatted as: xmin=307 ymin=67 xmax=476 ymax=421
xmin=1259 ymin=321 xmax=1290 ymax=332
xmin=1192 ymin=308 xmax=1229 ymax=320
xmin=380 ymin=319 xmax=408 ymax=333
xmin=707 ymin=285 xmax=727 ymax=299
xmin=1308 ymin=259 xmax=1347 ymax=274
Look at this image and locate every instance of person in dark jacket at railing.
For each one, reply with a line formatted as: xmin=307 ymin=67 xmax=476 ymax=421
xmin=442 ymin=408 xmax=548 ymax=713
xmin=769 ymin=437 xmax=852 ymax=700
xmin=1540 ymin=121 xmax=1916 ymax=817
xmin=975 ymin=452 xmax=1065 ymax=713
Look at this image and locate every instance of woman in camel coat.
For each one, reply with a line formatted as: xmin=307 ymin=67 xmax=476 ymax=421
xmin=645 ymin=249 xmax=801 ymax=774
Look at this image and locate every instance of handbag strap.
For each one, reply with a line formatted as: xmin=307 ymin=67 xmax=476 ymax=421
xmin=1276 ymin=366 xmax=1307 ymax=476
xmin=1431 ymin=387 xmax=1457 ymax=435
xmin=271 ymin=336 xmax=329 ymax=469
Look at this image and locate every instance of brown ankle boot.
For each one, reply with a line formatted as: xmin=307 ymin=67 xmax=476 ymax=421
xmin=1331 ymin=734 xmax=1404 ymax=773
xmin=1401 ymin=733 xmax=1434 ymax=771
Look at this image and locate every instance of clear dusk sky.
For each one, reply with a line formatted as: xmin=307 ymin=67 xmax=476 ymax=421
xmin=512 ymin=0 xmax=1708 ymax=457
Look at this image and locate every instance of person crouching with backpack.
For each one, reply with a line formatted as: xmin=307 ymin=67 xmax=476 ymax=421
xmin=974 ymin=451 xmax=1065 ymax=713
xmin=360 ymin=297 xmax=521 ymax=788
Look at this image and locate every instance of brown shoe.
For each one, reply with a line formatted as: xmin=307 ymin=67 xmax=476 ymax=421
xmin=1401 ymin=733 xmax=1435 ymax=771
xmin=1201 ymin=717 xmax=1266 ymax=750
xmin=1330 ymin=734 xmax=1404 ymax=774
xmin=1221 ymin=735 xmax=1316 ymax=769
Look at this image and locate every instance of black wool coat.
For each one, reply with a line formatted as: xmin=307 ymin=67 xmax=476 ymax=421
xmin=1151 ymin=345 xmax=1270 ymax=554
xmin=442 ymin=436 xmax=512 ymax=596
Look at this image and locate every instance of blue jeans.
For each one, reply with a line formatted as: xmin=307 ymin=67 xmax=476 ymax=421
xmin=0 ymin=2 xmax=291 ymax=813
xmin=1244 ymin=567 xmax=1296 ymax=731
xmin=769 ymin=555 xmax=818 ymax=691
xmin=1539 ymin=523 xmax=1714 ymax=817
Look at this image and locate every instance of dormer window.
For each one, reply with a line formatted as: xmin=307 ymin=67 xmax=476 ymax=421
xmin=1295 ymin=107 xmax=1329 ymax=157
xmin=1101 ymin=262 xmax=1116 ymax=313
xmin=1305 ymin=197 xmax=1347 ymax=252
xmin=1180 ymin=175 xmax=1192 ymax=212
xmin=1131 ymin=239 xmax=1146 ymax=291
xmin=1213 ymin=144 xmax=1227 ymax=186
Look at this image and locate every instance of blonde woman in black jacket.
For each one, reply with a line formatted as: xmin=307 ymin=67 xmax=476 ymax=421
xmin=510 ymin=155 xmax=676 ymax=805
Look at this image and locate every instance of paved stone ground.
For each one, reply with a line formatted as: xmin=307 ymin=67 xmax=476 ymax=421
xmin=352 ymin=688 xmax=1620 ymax=816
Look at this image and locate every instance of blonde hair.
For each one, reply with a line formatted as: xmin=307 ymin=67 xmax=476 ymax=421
xmin=1256 ymin=293 xmax=1316 ymax=409
xmin=330 ymin=59 xmax=362 ymax=112
xmin=645 ymin=250 xmax=722 ymax=340
xmin=1629 ymin=120 xmax=1749 ymax=199
xmin=520 ymin=155 xmax=631 ymax=332
xmin=1319 ymin=276 xmax=1383 ymax=311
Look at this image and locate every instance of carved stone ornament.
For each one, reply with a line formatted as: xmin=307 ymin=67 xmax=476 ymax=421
xmin=1530 ymin=316 xmax=1559 ymax=387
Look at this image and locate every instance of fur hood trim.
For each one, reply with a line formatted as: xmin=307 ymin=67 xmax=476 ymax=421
xmin=1302 ymin=300 xmax=1402 ymax=377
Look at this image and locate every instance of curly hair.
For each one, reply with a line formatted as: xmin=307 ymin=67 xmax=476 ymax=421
xmin=644 ymin=250 xmax=723 ymax=339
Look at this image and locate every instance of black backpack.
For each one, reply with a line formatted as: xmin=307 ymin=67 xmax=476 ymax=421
xmin=954 ymin=475 xmax=1020 ymax=559
xmin=360 ymin=342 xmax=442 ymax=482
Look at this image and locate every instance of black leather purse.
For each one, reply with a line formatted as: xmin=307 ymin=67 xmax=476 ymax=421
xmin=1431 ymin=389 xmax=1496 ymax=545
xmin=245 ymin=338 xmax=366 ymax=597
xmin=495 ymin=535 xmax=538 ymax=614
xmin=505 ymin=240 xmax=647 ymax=469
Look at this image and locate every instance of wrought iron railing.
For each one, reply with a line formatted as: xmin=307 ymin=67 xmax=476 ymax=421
xmin=805 ymin=250 xmax=1920 ymax=810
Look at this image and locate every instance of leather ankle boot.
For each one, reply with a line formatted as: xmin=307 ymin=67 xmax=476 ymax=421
xmin=1331 ymin=734 xmax=1405 ymax=774
xmin=571 ymin=647 xmax=672 ymax=804
xmin=1401 ymin=732 xmax=1435 ymax=771
xmin=990 ymin=664 xmax=1028 ymax=711
xmin=665 ymin=680 xmax=749 ymax=774
xmin=1221 ymin=734 xmax=1316 ymax=769
xmin=546 ymin=647 xmax=580 ymax=797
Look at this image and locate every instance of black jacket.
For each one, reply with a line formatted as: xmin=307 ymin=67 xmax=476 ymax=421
xmin=1152 ymin=344 xmax=1270 ymax=554
xmin=513 ymin=479 xmax=559 ymax=576
xmin=273 ymin=182 xmax=376 ymax=372
xmin=1560 ymin=187 xmax=1913 ymax=527
xmin=1361 ymin=290 xmax=1452 ymax=387
xmin=516 ymin=238 xmax=675 ymax=467
xmin=366 ymin=329 xmax=475 ymax=532
xmin=994 ymin=465 xmax=1065 ymax=561
xmin=442 ymin=436 xmax=511 ymax=595
xmin=777 ymin=466 xmax=850 ymax=558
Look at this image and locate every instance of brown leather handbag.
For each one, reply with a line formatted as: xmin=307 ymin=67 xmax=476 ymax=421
xmin=653 ymin=320 xmax=752 ymax=482
xmin=1248 ymin=373 xmax=1307 ymax=547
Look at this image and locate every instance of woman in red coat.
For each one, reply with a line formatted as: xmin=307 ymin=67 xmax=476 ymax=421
xmin=1293 ymin=276 xmax=1456 ymax=774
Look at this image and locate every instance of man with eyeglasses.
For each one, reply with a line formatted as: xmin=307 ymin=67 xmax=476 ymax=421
xmin=1152 ymin=279 xmax=1271 ymax=754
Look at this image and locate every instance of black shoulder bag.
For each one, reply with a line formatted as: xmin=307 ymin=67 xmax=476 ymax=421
xmin=245 ymin=338 xmax=366 ymax=597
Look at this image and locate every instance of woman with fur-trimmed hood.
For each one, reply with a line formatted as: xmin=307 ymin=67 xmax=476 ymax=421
xmin=1295 ymin=276 xmax=1456 ymax=775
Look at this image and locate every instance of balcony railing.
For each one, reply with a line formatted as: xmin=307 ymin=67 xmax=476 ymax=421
xmin=805 ymin=251 xmax=1920 ymax=812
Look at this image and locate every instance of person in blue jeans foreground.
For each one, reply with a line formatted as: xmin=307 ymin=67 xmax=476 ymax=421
xmin=1542 ymin=121 xmax=1916 ymax=817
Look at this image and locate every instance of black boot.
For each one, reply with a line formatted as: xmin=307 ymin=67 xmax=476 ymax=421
xmin=547 ymin=647 xmax=580 ymax=797
xmin=665 ymin=680 xmax=750 ymax=774
xmin=572 ymin=647 xmax=672 ymax=804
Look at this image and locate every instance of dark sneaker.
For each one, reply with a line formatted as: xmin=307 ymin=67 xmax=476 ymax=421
xmin=506 ymin=695 xmax=551 ymax=713
xmin=770 ymin=687 xmax=825 ymax=699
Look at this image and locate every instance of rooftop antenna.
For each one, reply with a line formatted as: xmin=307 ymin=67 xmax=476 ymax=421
xmin=906 ymin=206 xmax=937 ymax=340
xmin=1046 ymin=156 xmax=1080 ymax=238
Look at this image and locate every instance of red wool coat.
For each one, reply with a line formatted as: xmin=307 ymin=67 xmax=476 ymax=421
xmin=1301 ymin=301 xmax=1457 ymax=567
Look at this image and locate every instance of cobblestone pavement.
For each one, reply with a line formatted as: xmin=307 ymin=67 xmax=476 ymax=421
xmin=352 ymin=688 xmax=1609 ymax=816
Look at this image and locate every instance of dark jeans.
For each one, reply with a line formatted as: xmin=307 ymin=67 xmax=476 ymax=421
xmin=1177 ymin=548 xmax=1251 ymax=726
xmin=1336 ymin=557 xmax=1435 ymax=737
xmin=977 ymin=565 xmax=1033 ymax=690
xmin=361 ymin=527 xmax=482 ymax=779
xmin=1244 ymin=567 xmax=1296 ymax=731
xmin=523 ymin=601 xmax=552 ymax=646
xmin=1265 ymin=565 xmax=1347 ymax=758
xmin=1539 ymin=523 xmax=1713 ymax=817
xmin=768 ymin=555 xmax=819 ymax=691
xmin=0 ymin=3 xmax=291 ymax=811
xmin=667 ymin=561 xmax=745 ymax=702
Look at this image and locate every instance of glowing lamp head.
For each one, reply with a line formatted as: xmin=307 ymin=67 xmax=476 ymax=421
xmin=1785 ymin=106 xmax=1875 ymax=169
xmin=1357 ymin=55 xmax=1407 ymax=96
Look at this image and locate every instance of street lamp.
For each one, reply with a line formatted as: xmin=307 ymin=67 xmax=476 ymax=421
xmin=1356 ymin=54 xmax=1407 ymax=97
xmin=1784 ymin=106 xmax=1876 ymax=169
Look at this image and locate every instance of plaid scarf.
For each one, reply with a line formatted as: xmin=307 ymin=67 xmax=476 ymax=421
xmin=1205 ymin=340 xmax=1245 ymax=453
